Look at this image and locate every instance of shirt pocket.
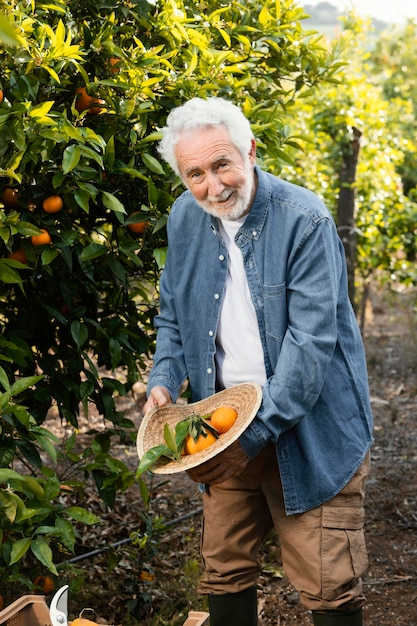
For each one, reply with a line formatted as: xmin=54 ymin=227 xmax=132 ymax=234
xmin=263 ymin=282 xmax=287 ymax=340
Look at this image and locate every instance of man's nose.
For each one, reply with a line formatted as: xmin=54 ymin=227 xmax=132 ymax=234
xmin=207 ymin=172 xmax=224 ymax=196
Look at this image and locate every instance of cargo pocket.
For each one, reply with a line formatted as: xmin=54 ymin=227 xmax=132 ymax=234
xmin=321 ymin=505 xmax=368 ymax=601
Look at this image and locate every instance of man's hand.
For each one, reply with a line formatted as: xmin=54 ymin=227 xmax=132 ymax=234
xmin=186 ymin=439 xmax=249 ymax=484
xmin=143 ymin=386 xmax=172 ymax=413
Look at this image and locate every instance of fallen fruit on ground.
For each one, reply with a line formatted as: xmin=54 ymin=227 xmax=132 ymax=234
xmin=42 ymin=195 xmax=63 ymax=213
xmin=31 ymin=229 xmax=51 ymax=246
xmin=210 ymin=405 xmax=238 ymax=433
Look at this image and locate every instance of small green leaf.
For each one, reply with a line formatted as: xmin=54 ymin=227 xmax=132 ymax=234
xmin=141 ymin=152 xmax=166 ymax=176
xmin=65 ymin=506 xmax=101 ymax=525
xmin=70 ymin=321 xmax=88 ymax=350
xmin=136 ymin=444 xmax=170 ymax=477
xmin=102 ymin=190 xmax=126 ymax=214
xmin=62 ymin=144 xmax=81 ymax=174
xmin=9 ymin=537 xmax=31 ymax=565
xmin=163 ymin=423 xmax=178 ymax=456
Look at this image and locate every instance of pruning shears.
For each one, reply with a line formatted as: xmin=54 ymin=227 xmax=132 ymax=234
xmin=50 ymin=585 xmax=69 ymax=626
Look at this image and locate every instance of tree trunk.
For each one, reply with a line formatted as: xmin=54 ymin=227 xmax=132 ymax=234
xmin=337 ymin=126 xmax=362 ymax=309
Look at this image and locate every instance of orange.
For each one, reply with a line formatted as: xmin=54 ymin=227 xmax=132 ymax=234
xmin=71 ymin=619 xmax=99 ymax=626
xmin=0 ymin=90 xmax=3 ymax=104
xmin=183 ymin=430 xmax=217 ymax=455
xmin=210 ymin=406 xmax=238 ymax=433
xmin=8 ymin=247 xmax=27 ymax=263
xmin=2 ymin=187 xmax=19 ymax=208
xmin=31 ymin=229 xmax=51 ymax=246
xmin=74 ymin=86 xmax=105 ymax=115
xmin=42 ymin=195 xmax=63 ymax=213
xmin=109 ymin=57 xmax=121 ymax=75
xmin=127 ymin=213 xmax=148 ymax=234
xmin=33 ymin=574 xmax=55 ymax=594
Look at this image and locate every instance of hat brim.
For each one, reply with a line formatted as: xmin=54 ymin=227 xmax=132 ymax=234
xmin=136 ymin=382 xmax=262 ymax=474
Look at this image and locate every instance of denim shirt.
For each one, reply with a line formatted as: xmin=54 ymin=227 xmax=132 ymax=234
xmin=147 ymin=167 xmax=373 ymax=514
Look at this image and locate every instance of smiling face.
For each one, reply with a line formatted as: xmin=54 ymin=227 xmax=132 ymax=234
xmin=175 ymin=125 xmax=257 ymax=221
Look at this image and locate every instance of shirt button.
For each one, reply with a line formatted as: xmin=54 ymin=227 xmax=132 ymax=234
xmin=214 ymin=293 xmax=220 ymax=299
xmin=252 ymin=230 xmax=257 ymax=237
xmin=209 ymin=330 xmax=214 ymax=336
xmin=207 ymin=368 xmax=213 ymax=374
xmin=219 ymin=254 xmax=225 ymax=261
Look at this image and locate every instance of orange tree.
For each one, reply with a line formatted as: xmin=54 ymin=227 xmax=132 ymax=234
xmin=0 ymin=0 xmax=342 ymax=596
xmin=279 ymin=11 xmax=417 ymax=317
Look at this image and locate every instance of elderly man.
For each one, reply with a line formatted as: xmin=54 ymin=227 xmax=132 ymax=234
xmin=144 ymin=97 xmax=373 ymax=626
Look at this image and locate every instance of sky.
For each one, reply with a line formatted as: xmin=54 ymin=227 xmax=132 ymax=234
xmin=308 ymin=0 xmax=417 ymax=24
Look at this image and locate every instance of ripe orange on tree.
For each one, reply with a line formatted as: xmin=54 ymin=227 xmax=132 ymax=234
xmin=8 ymin=247 xmax=27 ymax=263
xmin=183 ymin=430 xmax=217 ymax=455
xmin=74 ymin=86 xmax=105 ymax=115
xmin=127 ymin=212 xmax=148 ymax=234
xmin=109 ymin=57 xmax=121 ymax=75
xmin=210 ymin=406 xmax=238 ymax=433
xmin=31 ymin=229 xmax=51 ymax=246
xmin=42 ymin=195 xmax=63 ymax=213
xmin=2 ymin=187 xmax=19 ymax=209
xmin=33 ymin=574 xmax=55 ymax=594
xmin=0 ymin=89 xmax=3 ymax=104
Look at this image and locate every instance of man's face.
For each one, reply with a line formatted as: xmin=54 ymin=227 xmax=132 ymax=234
xmin=175 ymin=125 xmax=257 ymax=221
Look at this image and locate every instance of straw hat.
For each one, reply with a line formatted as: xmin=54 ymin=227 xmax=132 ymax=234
xmin=136 ymin=382 xmax=262 ymax=474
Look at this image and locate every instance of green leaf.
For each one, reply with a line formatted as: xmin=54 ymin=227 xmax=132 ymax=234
xmin=0 ymin=259 xmax=24 ymax=284
xmin=0 ymin=491 xmax=19 ymax=523
xmin=10 ymin=375 xmax=42 ymax=396
xmin=62 ymin=144 xmax=81 ymax=174
xmin=65 ymin=506 xmax=101 ymax=525
xmin=28 ymin=101 xmax=54 ymax=118
xmin=31 ymin=537 xmax=58 ymax=575
xmin=0 ymin=365 xmax=9 ymax=391
xmin=102 ymin=190 xmax=126 ymax=214
xmin=153 ymin=246 xmax=167 ymax=269
xmin=41 ymin=248 xmax=59 ymax=265
xmin=80 ymin=242 xmax=106 ymax=261
xmin=74 ymin=188 xmax=90 ymax=212
xmin=109 ymin=337 xmax=121 ymax=369
xmin=163 ymin=423 xmax=178 ymax=456
xmin=136 ymin=444 xmax=171 ymax=477
xmin=141 ymin=153 xmax=166 ymax=176
xmin=70 ymin=321 xmax=88 ymax=350
xmin=9 ymin=537 xmax=31 ymax=565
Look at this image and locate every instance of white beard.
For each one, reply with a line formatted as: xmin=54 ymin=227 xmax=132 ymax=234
xmin=198 ymin=159 xmax=255 ymax=221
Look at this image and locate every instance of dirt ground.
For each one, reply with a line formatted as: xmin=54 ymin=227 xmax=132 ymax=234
xmin=50 ymin=286 xmax=417 ymax=626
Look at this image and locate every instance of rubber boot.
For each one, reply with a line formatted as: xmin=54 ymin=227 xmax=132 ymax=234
xmin=208 ymin=587 xmax=258 ymax=626
xmin=312 ymin=608 xmax=363 ymax=625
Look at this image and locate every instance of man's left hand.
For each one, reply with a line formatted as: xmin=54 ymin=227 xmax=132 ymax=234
xmin=186 ymin=440 xmax=249 ymax=484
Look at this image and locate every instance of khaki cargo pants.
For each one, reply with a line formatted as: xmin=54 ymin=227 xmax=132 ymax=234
xmin=198 ymin=445 xmax=370 ymax=612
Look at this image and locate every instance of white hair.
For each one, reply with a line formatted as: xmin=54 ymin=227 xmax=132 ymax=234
xmin=158 ymin=97 xmax=254 ymax=176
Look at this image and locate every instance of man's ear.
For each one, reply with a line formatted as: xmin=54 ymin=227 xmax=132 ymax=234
xmin=248 ymin=138 xmax=257 ymax=166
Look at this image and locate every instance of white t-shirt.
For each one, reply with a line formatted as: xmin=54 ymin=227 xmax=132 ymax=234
xmin=215 ymin=217 xmax=267 ymax=389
